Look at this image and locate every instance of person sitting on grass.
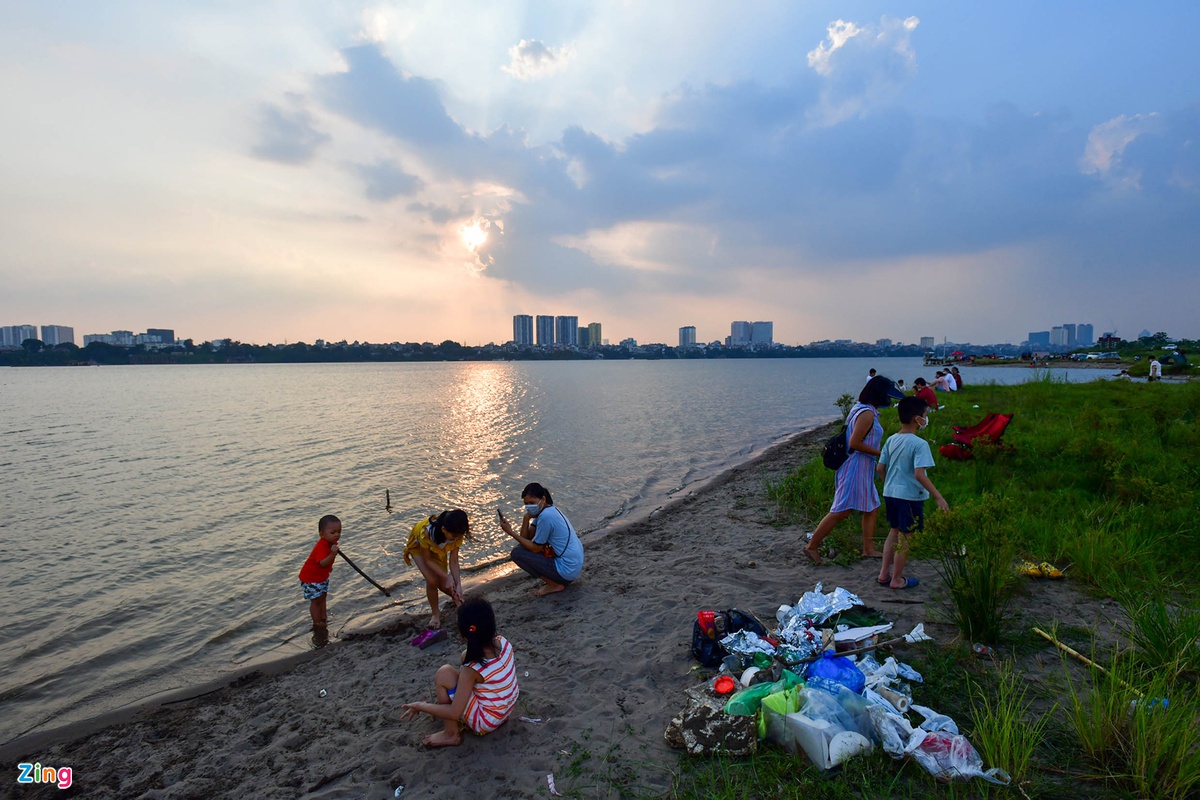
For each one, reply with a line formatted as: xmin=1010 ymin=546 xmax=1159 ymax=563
xmin=404 ymin=509 xmax=470 ymax=633
xmin=876 ymin=397 xmax=948 ymax=590
xmin=401 ymin=595 xmax=519 ymax=748
xmin=912 ymin=377 xmax=939 ymax=411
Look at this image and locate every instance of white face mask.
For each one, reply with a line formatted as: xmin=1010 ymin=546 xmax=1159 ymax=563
xmin=917 ymin=416 xmax=929 ymax=430
xmin=525 ymin=503 xmax=542 ymax=517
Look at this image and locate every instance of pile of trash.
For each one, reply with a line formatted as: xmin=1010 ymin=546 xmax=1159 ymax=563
xmin=666 ymin=583 xmax=1010 ymax=786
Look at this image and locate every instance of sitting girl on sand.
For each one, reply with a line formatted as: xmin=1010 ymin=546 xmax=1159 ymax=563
xmin=404 ymin=510 xmax=470 ymax=640
xmin=401 ymin=595 xmax=519 ymax=747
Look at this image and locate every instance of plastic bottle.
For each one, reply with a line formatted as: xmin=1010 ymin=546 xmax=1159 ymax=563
xmin=972 ymin=643 xmax=993 ymax=656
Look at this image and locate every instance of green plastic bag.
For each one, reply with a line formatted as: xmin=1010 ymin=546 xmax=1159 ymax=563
xmin=723 ymin=669 xmax=804 ymax=716
xmin=758 ymin=685 xmax=801 ymax=739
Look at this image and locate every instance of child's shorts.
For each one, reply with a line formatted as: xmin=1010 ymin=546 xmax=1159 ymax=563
xmin=301 ymin=580 xmax=329 ymax=600
xmin=884 ymin=497 xmax=925 ymax=534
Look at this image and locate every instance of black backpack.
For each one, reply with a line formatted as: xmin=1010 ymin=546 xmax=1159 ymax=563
xmin=691 ymin=608 xmax=770 ymax=667
xmin=821 ymin=425 xmax=849 ymax=470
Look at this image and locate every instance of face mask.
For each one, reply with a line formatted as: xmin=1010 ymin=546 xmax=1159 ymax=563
xmin=525 ymin=503 xmax=542 ymax=517
xmin=917 ymin=416 xmax=928 ymax=430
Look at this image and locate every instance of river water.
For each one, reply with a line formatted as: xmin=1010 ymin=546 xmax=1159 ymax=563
xmin=0 ymin=358 xmax=1099 ymax=739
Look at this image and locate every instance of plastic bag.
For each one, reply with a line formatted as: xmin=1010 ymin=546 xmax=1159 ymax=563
xmin=907 ymin=731 xmax=1011 ymax=785
xmin=806 ymin=652 xmax=866 ymax=695
xmin=910 ymin=704 xmax=959 ymax=734
xmin=723 ymin=669 xmax=803 ymax=716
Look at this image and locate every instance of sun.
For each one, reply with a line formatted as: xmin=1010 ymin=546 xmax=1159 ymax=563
xmin=459 ymin=219 xmax=490 ymax=252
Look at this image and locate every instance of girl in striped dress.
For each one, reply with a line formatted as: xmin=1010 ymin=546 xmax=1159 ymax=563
xmin=401 ymin=596 xmax=519 ymax=747
xmin=804 ymin=376 xmax=904 ymax=565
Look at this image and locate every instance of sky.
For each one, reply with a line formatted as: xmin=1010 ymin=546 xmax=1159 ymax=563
xmin=2 ymin=1 xmax=1199 ymax=347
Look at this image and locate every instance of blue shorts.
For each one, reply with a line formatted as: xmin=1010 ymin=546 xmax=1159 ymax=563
xmin=301 ymin=580 xmax=329 ymax=600
xmin=884 ymin=497 xmax=925 ymax=534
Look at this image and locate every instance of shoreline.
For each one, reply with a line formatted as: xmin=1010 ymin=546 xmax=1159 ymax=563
xmin=0 ymin=418 xmax=1122 ymax=798
xmin=0 ymin=421 xmax=837 ymax=767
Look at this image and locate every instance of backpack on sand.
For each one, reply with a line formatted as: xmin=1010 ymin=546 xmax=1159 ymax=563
xmin=691 ymin=609 xmax=771 ymax=667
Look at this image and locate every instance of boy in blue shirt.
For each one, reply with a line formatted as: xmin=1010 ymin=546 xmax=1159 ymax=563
xmin=876 ymin=397 xmax=948 ymax=589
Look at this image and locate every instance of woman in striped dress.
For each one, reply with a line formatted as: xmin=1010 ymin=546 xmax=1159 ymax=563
xmin=804 ymin=376 xmax=904 ymax=565
xmin=401 ymin=596 xmax=519 ymax=747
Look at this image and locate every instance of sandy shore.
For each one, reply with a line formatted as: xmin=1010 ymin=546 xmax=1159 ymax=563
xmin=0 ymin=423 xmax=1122 ymax=799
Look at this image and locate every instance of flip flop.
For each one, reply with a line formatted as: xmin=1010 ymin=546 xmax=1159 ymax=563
xmin=417 ymin=629 xmax=447 ymax=650
xmin=890 ymin=577 xmax=920 ymax=590
xmin=411 ymin=628 xmax=436 ymax=647
xmin=877 ymin=577 xmax=891 ymax=586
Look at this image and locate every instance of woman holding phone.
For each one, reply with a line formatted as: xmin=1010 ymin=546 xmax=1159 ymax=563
xmin=498 ymin=482 xmax=584 ymax=596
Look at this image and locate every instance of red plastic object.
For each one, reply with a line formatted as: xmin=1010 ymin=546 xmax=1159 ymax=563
xmin=697 ymin=610 xmax=716 ymax=637
xmin=713 ymin=675 xmax=737 ymax=695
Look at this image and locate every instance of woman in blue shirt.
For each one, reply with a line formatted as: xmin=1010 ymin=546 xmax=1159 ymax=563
xmin=499 ymin=482 xmax=584 ymax=596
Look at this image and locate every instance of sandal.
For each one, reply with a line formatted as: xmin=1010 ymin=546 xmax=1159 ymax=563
xmin=890 ymin=577 xmax=920 ymax=590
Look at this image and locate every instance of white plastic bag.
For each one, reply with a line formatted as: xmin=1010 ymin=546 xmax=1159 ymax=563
xmin=906 ymin=731 xmax=1011 ymax=785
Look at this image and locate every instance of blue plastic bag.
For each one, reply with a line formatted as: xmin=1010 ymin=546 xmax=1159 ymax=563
xmin=805 ymin=652 xmax=866 ymax=695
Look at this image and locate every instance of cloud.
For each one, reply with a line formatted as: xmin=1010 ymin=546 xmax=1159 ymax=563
xmin=805 ymin=15 xmax=920 ymax=127
xmin=502 ymin=39 xmax=573 ymax=81
xmin=351 ymin=159 xmax=422 ymax=201
xmin=250 ymin=101 xmax=330 ymax=164
xmin=1081 ymin=112 xmax=1163 ymax=179
xmin=315 ymin=44 xmax=467 ymax=148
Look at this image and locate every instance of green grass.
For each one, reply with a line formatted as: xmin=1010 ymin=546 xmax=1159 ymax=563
xmin=717 ymin=378 xmax=1200 ymax=799
xmin=968 ymin=664 xmax=1053 ymax=783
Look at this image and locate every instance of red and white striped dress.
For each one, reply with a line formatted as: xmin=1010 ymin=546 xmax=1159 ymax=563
xmin=463 ymin=637 xmax=519 ymax=734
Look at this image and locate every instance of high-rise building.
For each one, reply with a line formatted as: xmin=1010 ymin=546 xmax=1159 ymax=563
xmin=751 ymin=321 xmax=773 ymax=345
xmin=730 ymin=321 xmax=752 ymax=345
xmin=555 ymin=316 xmax=579 ymax=346
xmin=535 ymin=315 xmax=555 ymax=346
xmin=679 ymin=326 xmax=697 ymax=348
xmin=512 ymin=314 xmax=533 ymax=345
xmin=1062 ymin=323 xmax=1077 ymax=347
xmin=578 ymin=327 xmax=590 ymax=347
xmin=1049 ymin=327 xmax=1066 ymax=346
xmin=1077 ymin=324 xmax=1094 ymax=347
xmin=40 ymin=325 xmax=75 ymax=346
xmin=587 ymin=322 xmax=601 ymax=347
xmin=1028 ymin=331 xmax=1050 ymax=347
xmin=146 ymin=328 xmax=175 ymax=345
xmin=919 ymin=336 xmax=935 ymax=349
xmin=2 ymin=324 xmax=38 ymax=348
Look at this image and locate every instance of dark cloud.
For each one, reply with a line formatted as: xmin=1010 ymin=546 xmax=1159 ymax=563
xmin=351 ymin=159 xmax=422 ymax=201
xmin=315 ymin=44 xmax=466 ymax=149
xmin=250 ymin=103 xmax=330 ymax=164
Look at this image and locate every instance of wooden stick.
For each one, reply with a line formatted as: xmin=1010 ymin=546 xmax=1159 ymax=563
xmin=1031 ymin=626 xmax=1142 ymax=698
xmin=337 ymin=550 xmax=391 ymax=597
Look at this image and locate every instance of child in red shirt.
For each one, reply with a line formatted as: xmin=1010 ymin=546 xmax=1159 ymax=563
xmin=299 ymin=515 xmax=341 ymax=627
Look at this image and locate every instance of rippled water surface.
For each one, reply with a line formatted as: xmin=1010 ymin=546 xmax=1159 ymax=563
xmin=0 ymin=359 xmax=1101 ymax=738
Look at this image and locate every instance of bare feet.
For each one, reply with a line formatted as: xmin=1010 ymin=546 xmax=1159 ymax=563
xmin=429 ymin=616 xmax=441 ymax=630
xmin=533 ymin=582 xmax=566 ymax=597
xmin=803 ymin=548 xmax=822 ymax=566
xmin=422 ymin=730 xmax=463 ymax=748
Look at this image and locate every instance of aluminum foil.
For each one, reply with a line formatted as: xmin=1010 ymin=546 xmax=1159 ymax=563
xmin=781 ymin=582 xmax=864 ymax=626
xmin=718 ymin=629 xmax=776 ymax=657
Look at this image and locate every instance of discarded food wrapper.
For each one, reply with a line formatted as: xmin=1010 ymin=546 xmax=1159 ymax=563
xmin=719 ymin=629 xmax=776 ymax=658
xmin=783 ymin=583 xmax=864 ymax=626
xmin=519 ymin=716 xmax=544 ymax=725
xmin=394 ymin=787 xmax=404 ymax=797
xmin=318 ymin=689 xmax=327 ymax=698
xmin=547 ymin=773 xmax=562 ymax=796
xmin=903 ymin=623 xmax=932 ymax=644
xmin=833 ymin=623 xmax=893 ymax=645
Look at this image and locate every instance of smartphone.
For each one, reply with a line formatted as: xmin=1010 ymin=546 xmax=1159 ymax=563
xmin=496 ymin=507 xmax=507 ymax=522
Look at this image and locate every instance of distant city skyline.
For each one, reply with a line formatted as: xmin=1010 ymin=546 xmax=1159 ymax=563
xmin=3 ymin=5 xmax=1199 ymax=346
